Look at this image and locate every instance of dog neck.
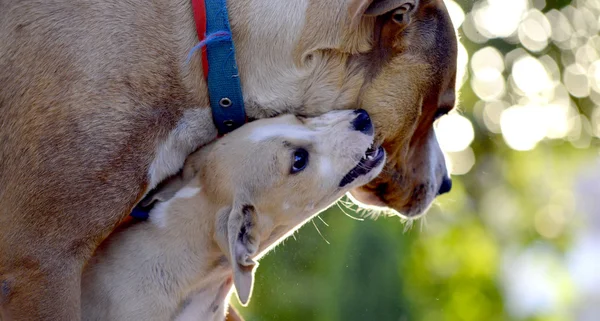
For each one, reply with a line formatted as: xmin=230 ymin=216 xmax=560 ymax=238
xmin=173 ymin=0 xmax=369 ymax=120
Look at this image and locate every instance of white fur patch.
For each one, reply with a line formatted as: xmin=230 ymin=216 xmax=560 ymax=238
xmin=148 ymin=108 xmax=217 ymax=190
xmin=248 ymin=125 xmax=313 ymax=142
xmin=174 ymin=187 xmax=202 ymax=199
xmin=319 ymin=157 xmax=334 ymax=178
xmin=149 ymin=201 xmax=171 ymax=229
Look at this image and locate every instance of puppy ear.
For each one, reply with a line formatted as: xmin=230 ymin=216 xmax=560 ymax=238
xmin=140 ymin=150 xmax=206 ymax=207
xmin=139 ymin=174 xmax=187 ymax=207
xmin=227 ymin=203 xmax=259 ymax=306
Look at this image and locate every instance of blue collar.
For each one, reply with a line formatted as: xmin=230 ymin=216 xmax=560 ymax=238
xmin=195 ymin=0 xmax=247 ymax=135
xmin=130 ymin=204 xmax=152 ymax=221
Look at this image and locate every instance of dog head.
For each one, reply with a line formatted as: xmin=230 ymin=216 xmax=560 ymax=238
xmin=229 ymin=0 xmax=457 ymax=217
xmin=345 ymin=0 xmax=457 ymax=217
xmin=176 ymin=110 xmax=384 ymax=305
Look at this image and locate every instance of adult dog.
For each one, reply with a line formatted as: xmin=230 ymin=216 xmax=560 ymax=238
xmin=81 ymin=110 xmax=385 ymax=321
xmin=0 ymin=0 xmax=457 ymax=319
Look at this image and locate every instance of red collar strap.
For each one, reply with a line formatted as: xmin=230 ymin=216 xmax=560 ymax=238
xmin=191 ymin=0 xmax=209 ymax=79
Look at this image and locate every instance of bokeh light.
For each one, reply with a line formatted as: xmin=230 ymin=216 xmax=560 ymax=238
xmin=473 ymin=0 xmax=529 ymax=39
xmin=436 ymin=113 xmax=475 ymax=152
xmin=518 ymin=9 xmax=552 ymax=52
xmin=471 ymin=46 xmax=506 ymax=101
xmin=501 ymin=104 xmax=546 ymax=151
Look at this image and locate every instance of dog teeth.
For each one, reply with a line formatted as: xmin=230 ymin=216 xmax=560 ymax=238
xmin=363 ymin=145 xmax=378 ymax=161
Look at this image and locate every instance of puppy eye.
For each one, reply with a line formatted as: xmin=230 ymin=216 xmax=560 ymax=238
xmin=291 ymin=148 xmax=309 ymax=174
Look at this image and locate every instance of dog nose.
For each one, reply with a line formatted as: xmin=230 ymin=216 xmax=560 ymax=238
xmin=437 ymin=176 xmax=452 ymax=195
xmin=352 ymin=109 xmax=373 ymax=135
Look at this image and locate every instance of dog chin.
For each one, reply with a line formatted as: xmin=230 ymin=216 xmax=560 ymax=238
xmin=397 ymin=201 xmax=433 ymax=218
xmin=348 ymin=187 xmax=433 ymax=219
xmin=348 ymin=188 xmax=387 ymax=209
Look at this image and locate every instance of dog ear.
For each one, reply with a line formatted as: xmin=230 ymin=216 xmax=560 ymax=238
xmin=227 ymin=203 xmax=260 ymax=306
xmin=349 ymin=0 xmax=415 ymax=26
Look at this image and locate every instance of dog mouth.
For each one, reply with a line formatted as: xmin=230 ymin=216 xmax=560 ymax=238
xmin=339 ymin=145 xmax=385 ymax=188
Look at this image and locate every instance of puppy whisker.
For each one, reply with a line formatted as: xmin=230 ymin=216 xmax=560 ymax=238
xmin=336 ymin=196 xmax=364 ymax=222
xmin=317 ymin=216 xmax=329 ymax=227
xmin=312 ymin=219 xmax=330 ymax=245
xmin=335 ymin=198 xmax=365 ymax=221
xmin=337 ymin=197 xmax=357 ymax=208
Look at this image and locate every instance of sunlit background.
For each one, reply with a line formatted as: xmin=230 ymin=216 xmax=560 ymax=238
xmin=237 ymin=1 xmax=600 ymax=320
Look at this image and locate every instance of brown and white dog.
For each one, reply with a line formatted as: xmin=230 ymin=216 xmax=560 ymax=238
xmin=0 ymin=0 xmax=457 ymax=319
xmin=81 ymin=110 xmax=385 ymax=321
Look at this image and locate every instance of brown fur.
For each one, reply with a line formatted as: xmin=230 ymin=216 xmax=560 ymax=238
xmin=291 ymin=0 xmax=457 ymax=214
xmin=0 ymin=0 xmax=456 ymax=319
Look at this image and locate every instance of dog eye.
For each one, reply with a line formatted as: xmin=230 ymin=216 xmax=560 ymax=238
xmin=291 ymin=148 xmax=309 ymax=174
xmin=392 ymin=3 xmax=414 ymax=25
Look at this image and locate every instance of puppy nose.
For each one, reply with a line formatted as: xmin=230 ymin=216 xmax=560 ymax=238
xmin=437 ymin=176 xmax=452 ymax=195
xmin=352 ymin=109 xmax=373 ymax=135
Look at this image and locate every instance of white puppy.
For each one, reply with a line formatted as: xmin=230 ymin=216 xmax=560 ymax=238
xmin=81 ymin=110 xmax=385 ymax=321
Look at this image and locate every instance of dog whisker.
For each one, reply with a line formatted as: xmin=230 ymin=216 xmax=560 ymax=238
xmin=339 ymin=193 xmax=428 ymax=233
xmin=353 ymin=205 xmax=389 ymax=220
xmin=419 ymin=215 xmax=428 ymax=232
xmin=337 ymin=201 xmax=352 ymax=210
xmin=335 ymin=199 xmax=365 ymax=221
xmin=337 ymin=198 xmax=357 ymax=209
xmin=402 ymin=218 xmax=414 ymax=233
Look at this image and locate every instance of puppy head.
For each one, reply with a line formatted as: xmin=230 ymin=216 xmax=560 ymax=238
xmin=288 ymin=0 xmax=458 ymax=217
xmin=187 ymin=110 xmax=384 ymax=305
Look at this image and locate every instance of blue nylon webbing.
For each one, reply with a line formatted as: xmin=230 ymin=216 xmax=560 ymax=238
xmin=205 ymin=0 xmax=246 ymax=135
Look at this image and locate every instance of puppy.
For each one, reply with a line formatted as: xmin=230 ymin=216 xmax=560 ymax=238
xmin=80 ymin=110 xmax=385 ymax=321
xmin=0 ymin=0 xmax=457 ymax=317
